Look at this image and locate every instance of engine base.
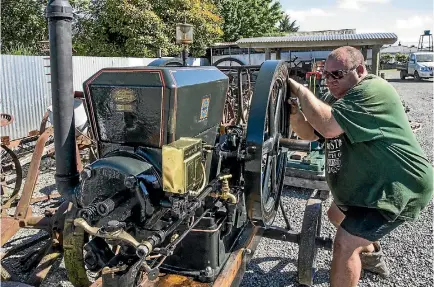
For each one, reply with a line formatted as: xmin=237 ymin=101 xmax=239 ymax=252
xmin=89 ymin=222 xmax=262 ymax=287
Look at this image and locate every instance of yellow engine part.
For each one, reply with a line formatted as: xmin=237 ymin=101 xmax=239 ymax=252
xmin=162 ymin=137 xmax=205 ymax=196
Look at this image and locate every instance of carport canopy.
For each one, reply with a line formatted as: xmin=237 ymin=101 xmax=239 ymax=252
xmin=235 ymin=32 xmax=398 ymax=75
xmin=235 ymin=32 xmax=398 ymax=50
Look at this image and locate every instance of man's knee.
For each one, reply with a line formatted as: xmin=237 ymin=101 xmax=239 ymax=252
xmin=327 ymin=202 xmax=345 ymax=228
xmin=333 ymin=227 xmax=372 ymax=257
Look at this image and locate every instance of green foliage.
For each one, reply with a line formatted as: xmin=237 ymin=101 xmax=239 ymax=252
xmin=1 ymin=0 xmax=297 ymax=57
xmin=215 ymin=0 xmax=285 ymax=42
xmin=152 ymin=0 xmax=223 ymax=57
xmin=395 ymin=53 xmax=409 ymax=63
xmin=1 ymin=0 xmax=48 ymax=55
xmin=279 ymin=14 xmax=299 ymax=33
xmin=380 ymin=53 xmax=393 ymax=64
xmin=73 ymin=0 xmax=222 ymax=57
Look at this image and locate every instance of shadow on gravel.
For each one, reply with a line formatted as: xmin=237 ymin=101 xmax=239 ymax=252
xmin=38 ymin=183 xmax=57 ymax=196
xmin=243 ymin=256 xmax=329 ymax=286
xmin=2 ymin=230 xmax=48 ymax=249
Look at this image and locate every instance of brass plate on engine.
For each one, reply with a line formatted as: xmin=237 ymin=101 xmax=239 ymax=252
xmin=111 ymin=88 xmax=136 ymax=112
xmin=162 ymin=137 xmax=203 ymax=195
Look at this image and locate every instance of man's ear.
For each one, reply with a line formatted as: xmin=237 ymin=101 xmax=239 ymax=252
xmin=356 ymin=65 xmax=364 ymax=77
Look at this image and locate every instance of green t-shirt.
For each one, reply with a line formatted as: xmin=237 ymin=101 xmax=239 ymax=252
xmin=326 ymin=74 xmax=433 ymax=221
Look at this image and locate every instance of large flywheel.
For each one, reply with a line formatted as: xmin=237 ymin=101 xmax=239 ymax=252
xmin=244 ymin=60 xmax=290 ymax=227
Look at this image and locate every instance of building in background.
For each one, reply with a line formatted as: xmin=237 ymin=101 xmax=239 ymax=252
xmin=209 ymin=29 xmax=397 ymax=75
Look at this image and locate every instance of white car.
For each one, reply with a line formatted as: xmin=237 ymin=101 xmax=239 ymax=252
xmin=399 ymin=52 xmax=433 ymax=80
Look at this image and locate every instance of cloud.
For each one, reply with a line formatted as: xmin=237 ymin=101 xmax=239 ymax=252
xmin=286 ymin=8 xmax=334 ymax=22
xmin=337 ymin=0 xmax=391 ymax=10
xmin=396 ymin=15 xmax=434 ymax=30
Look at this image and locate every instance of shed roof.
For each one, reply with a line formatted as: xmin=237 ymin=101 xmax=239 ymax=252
xmin=235 ymin=33 xmax=398 ymax=49
xmin=381 ymin=45 xmax=418 ymax=54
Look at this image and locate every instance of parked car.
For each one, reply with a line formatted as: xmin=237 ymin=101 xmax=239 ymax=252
xmin=398 ymin=52 xmax=433 ymax=80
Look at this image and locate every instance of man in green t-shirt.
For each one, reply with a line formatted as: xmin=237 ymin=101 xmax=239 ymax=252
xmin=287 ymin=46 xmax=433 ymax=287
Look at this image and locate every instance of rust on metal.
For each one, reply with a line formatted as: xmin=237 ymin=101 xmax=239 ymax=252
xmin=0 ymin=113 xmax=13 ymax=127
xmin=1 ymin=217 xmax=20 ymax=246
xmin=90 ymin=278 xmax=103 ymax=287
xmin=213 ymin=226 xmax=261 ymax=287
xmin=29 ymin=192 xmax=61 ymax=204
xmin=76 ymin=143 xmax=84 ymax=172
xmin=141 ymin=274 xmax=211 ymax=287
xmin=38 ymin=111 xmax=50 ymax=135
xmin=1 ymin=136 xmax=10 ymax=146
xmin=14 ymin=127 xmax=54 ymax=220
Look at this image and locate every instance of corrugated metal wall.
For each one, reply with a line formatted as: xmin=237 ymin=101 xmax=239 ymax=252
xmin=1 ymin=55 xmax=52 ymax=142
xmin=0 ymin=55 xmax=204 ymax=140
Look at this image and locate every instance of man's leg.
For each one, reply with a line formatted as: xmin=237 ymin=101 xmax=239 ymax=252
xmin=327 ymin=201 xmax=345 ymax=228
xmin=331 ymin=226 xmax=372 ymax=287
xmin=327 ymin=202 xmax=375 ymax=253
xmin=332 ymin=206 xmax=405 ymax=283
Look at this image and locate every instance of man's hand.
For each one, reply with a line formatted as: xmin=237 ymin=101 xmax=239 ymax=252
xmin=286 ymin=76 xmax=344 ymax=139
xmin=287 ymin=78 xmax=302 ymax=97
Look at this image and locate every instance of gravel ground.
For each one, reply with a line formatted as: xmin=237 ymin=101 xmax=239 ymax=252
xmin=1 ymin=72 xmax=433 ymax=287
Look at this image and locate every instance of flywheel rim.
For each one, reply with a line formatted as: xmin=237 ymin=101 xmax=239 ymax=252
xmin=244 ymin=60 xmax=289 ymax=227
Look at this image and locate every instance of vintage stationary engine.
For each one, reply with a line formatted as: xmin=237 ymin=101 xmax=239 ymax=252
xmin=62 ymin=62 xmax=290 ymax=286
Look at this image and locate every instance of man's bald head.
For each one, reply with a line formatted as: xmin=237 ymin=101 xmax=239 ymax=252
xmin=327 ymin=46 xmax=365 ymax=69
xmin=324 ymin=46 xmax=368 ymax=99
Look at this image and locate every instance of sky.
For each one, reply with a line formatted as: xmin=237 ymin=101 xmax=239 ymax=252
xmin=279 ymin=0 xmax=434 ymax=47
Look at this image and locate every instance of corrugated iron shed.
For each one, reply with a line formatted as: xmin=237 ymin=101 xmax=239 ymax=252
xmin=236 ymin=33 xmax=398 ymax=49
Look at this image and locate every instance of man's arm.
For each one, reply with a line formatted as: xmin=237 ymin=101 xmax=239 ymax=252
xmin=289 ymin=79 xmax=344 ymax=138
xmin=289 ymin=109 xmax=319 ymax=141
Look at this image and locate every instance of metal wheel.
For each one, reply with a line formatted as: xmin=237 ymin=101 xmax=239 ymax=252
xmin=64 ymin=203 xmax=118 ymax=287
xmin=213 ymin=57 xmax=246 ymax=66
xmin=1 ymin=144 xmax=23 ymax=203
xmin=244 ymin=60 xmax=290 ymax=227
xmin=63 ymin=204 xmax=94 ymax=287
xmin=298 ymin=198 xmax=322 ymax=286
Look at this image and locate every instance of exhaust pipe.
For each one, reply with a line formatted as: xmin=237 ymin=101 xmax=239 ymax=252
xmin=46 ymin=0 xmax=79 ymax=203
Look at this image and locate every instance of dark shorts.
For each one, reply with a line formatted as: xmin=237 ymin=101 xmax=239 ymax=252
xmin=338 ymin=205 xmax=405 ymax=242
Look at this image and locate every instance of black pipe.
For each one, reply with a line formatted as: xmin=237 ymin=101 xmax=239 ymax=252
xmin=182 ymin=46 xmax=187 ymax=66
xmin=46 ymin=0 xmax=79 ymax=203
xmin=279 ymin=138 xmax=312 ymax=151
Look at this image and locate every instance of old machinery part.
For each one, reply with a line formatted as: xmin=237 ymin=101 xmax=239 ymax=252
xmin=213 ymin=57 xmax=246 ymax=66
xmin=0 ymin=145 xmax=23 ymax=204
xmin=244 ymin=60 xmax=290 ymax=227
xmin=46 ymin=0 xmax=80 ymax=203
xmin=216 ymin=65 xmax=259 ymax=126
xmin=162 ymin=138 xmax=207 ymax=196
xmin=218 ymin=174 xmax=237 ymax=204
xmin=58 ymin=59 xmax=332 ymax=287
xmin=0 ymin=113 xmax=14 ymax=128
xmin=73 ymin=218 xmax=144 ymax=254
xmin=298 ymin=197 xmax=323 ymax=286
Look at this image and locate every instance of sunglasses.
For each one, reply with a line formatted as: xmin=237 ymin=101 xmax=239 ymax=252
xmin=323 ymin=66 xmax=357 ymax=80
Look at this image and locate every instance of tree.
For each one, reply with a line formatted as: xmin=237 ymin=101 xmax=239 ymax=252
xmin=380 ymin=53 xmax=393 ymax=64
xmin=1 ymin=0 xmax=93 ymax=55
xmin=1 ymin=0 xmax=48 ymax=54
xmin=152 ymin=0 xmax=223 ymax=57
xmin=73 ymin=0 xmax=222 ymax=57
xmin=215 ymin=0 xmax=284 ymax=42
xmin=395 ymin=53 xmax=409 ymax=63
xmin=279 ymin=14 xmax=299 ymax=33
